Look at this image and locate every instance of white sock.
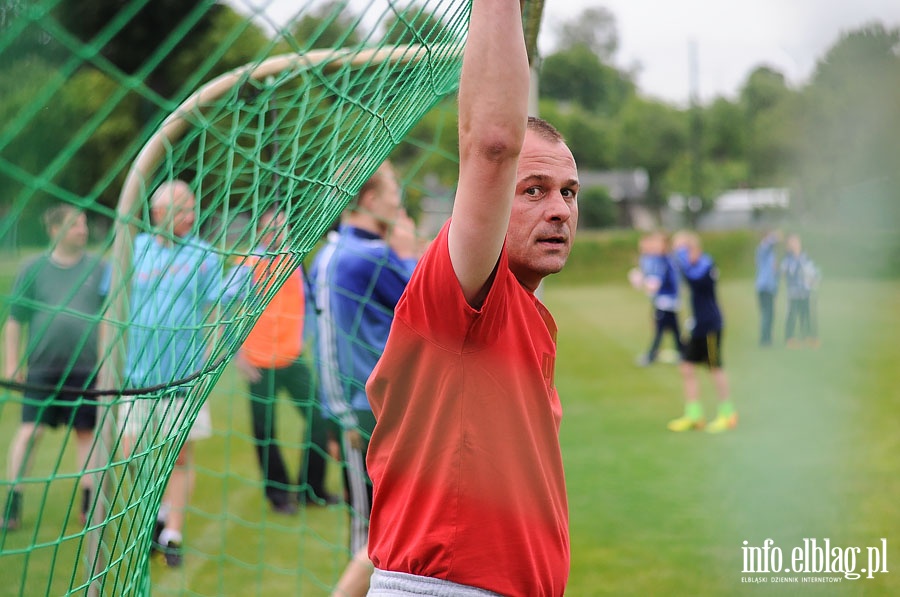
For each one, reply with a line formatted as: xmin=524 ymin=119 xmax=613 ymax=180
xmin=157 ymin=503 xmax=170 ymax=524
xmin=158 ymin=528 xmax=182 ymax=546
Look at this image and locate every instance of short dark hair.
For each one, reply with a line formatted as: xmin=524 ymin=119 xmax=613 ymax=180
xmin=527 ymin=116 xmax=563 ymax=143
xmin=42 ymin=204 xmax=80 ymax=235
xmin=345 ymin=160 xmax=394 ymax=213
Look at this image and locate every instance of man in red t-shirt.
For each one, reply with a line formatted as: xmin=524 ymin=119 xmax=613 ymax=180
xmin=365 ymin=1 xmax=580 ymax=595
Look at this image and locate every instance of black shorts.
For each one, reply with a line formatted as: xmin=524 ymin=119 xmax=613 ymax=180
xmin=683 ymin=330 xmax=724 ymax=368
xmin=21 ymin=370 xmax=97 ymax=431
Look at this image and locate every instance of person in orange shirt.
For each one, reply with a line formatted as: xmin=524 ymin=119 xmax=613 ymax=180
xmin=227 ymin=207 xmax=334 ymax=514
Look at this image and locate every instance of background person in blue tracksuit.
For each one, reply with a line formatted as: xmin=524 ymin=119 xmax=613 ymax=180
xmin=119 ymin=180 xmax=222 ymax=567
xmin=309 ymin=160 xmax=419 ymax=592
xmin=633 ymin=231 xmax=684 ymax=366
xmin=668 ymin=231 xmax=736 ymax=434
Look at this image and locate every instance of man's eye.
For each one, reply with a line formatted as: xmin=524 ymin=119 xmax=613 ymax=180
xmin=525 ymin=187 xmax=541 ymax=197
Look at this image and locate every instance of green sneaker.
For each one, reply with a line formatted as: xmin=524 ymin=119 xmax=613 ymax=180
xmin=706 ymin=413 xmax=738 ymax=434
xmin=667 ymin=416 xmax=705 ymax=432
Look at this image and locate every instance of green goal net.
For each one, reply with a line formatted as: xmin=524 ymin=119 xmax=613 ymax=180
xmin=0 ymin=0 xmax=542 ymax=594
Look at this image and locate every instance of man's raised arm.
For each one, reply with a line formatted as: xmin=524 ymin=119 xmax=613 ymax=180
xmin=449 ymin=0 xmax=530 ymax=307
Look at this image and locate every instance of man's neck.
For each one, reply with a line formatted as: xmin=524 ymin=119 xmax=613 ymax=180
xmin=49 ymin=245 xmax=83 ymax=267
xmin=342 ymin=213 xmax=384 ymax=238
xmin=155 ymin=231 xmax=186 ymax=246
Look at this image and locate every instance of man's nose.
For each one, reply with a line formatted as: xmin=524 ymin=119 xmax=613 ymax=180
xmin=546 ymin=191 xmax=572 ymax=221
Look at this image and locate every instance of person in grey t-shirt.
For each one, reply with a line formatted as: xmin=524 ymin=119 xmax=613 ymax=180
xmin=1 ymin=204 xmax=107 ymax=532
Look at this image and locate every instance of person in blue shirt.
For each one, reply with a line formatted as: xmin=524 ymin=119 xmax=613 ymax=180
xmin=668 ymin=231 xmax=736 ymax=434
xmin=118 ymin=180 xmax=222 ymax=567
xmin=633 ymin=231 xmax=684 ymax=366
xmin=310 ymin=160 xmax=419 ymax=592
xmin=755 ymin=229 xmax=782 ymax=347
xmin=781 ymin=233 xmax=820 ymax=348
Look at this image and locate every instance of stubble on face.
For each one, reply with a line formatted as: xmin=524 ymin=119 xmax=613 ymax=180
xmin=153 ymin=194 xmax=195 ymax=239
xmin=57 ymin=212 xmax=89 ymax=252
xmin=506 ymin=133 xmax=579 ymax=291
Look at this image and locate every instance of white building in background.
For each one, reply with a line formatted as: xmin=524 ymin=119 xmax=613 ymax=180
xmin=665 ymin=187 xmax=791 ymax=230
xmin=578 ymin=168 xmax=654 ymax=229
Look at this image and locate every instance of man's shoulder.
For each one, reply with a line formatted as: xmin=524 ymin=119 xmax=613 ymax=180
xmin=335 ymin=234 xmax=389 ymax=268
xmin=77 ymin=253 xmax=108 ymax=280
xmin=82 ymin=251 xmax=106 ymax=266
xmin=339 ymin=229 xmax=388 ymax=253
xmin=697 ymin=253 xmax=716 ymax=270
xmin=664 ymin=254 xmax=680 ymax=272
xmin=181 ymin=235 xmax=215 ymax=252
xmin=180 ymin=237 xmax=222 ymax=271
xmin=9 ymin=255 xmax=46 ymax=294
xmin=17 ymin=253 xmax=48 ymax=275
xmin=133 ymin=232 xmax=153 ymax=247
xmin=781 ymin=254 xmax=800 ymax=269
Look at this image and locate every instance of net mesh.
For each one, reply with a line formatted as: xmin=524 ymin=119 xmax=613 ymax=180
xmin=0 ymin=0 xmax=543 ymax=594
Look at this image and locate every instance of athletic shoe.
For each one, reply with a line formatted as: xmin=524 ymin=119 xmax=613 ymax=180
xmin=163 ymin=540 xmax=183 ymax=568
xmin=635 ymin=355 xmax=653 ymax=367
xmin=271 ymin=500 xmax=299 ymax=515
xmin=667 ymin=416 xmax=705 ymax=432
xmin=706 ymin=413 xmax=738 ymax=434
xmin=1 ymin=491 xmax=22 ymax=532
xmin=299 ymin=489 xmax=342 ymax=507
xmin=0 ymin=515 xmax=19 ymax=531
xmin=322 ymin=492 xmax=341 ymax=506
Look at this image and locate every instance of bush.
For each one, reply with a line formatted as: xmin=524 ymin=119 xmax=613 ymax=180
xmin=578 ymin=185 xmax=618 ymax=229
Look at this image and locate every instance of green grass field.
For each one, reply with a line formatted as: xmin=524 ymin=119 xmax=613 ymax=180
xmin=1 ymin=251 xmax=899 ymax=595
xmin=552 ymin=278 xmax=900 ymax=596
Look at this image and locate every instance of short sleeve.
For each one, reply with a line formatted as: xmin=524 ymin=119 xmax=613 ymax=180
xmin=395 ymin=220 xmax=510 ymax=353
xmin=201 ymin=251 xmax=224 ymax=307
xmin=8 ymin=258 xmax=39 ymax=323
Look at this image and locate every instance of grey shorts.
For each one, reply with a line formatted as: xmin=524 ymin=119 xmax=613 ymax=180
xmin=118 ymin=393 xmax=212 ymax=443
xmin=368 ymin=569 xmax=502 ymax=597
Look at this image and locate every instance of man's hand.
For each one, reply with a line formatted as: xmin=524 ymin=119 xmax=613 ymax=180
xmin=345 ymin=429 xmax=364 ymax=451
xmin=388 ymin=210 xmax=418 ymax=260
xmin=627 ymin=268 xmax=644 ymax=290
xmin=234 ymin=352 xmax=261 ymax=383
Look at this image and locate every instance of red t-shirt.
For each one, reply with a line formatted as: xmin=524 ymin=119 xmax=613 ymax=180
xmin=366 ymin=222 xmax=570 ymax=597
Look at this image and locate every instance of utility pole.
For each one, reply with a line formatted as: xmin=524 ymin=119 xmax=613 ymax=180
xmin=688 ymin=38 xmax=703 ymax=228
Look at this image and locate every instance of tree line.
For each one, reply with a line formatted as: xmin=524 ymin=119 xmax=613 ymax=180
xmin=1 ymin=1 xmax=898 ymax=245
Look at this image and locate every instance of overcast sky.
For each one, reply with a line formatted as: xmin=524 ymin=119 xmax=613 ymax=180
xmin=229 ymin=0 xmax=900 ymax=106
xmin=541 ymin=0 xmax=900 ymax=106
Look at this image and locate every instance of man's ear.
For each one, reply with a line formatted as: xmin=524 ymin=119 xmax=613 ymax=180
xmin=150 ymin=205 xmax=169 ymax=227
xmin=355 ymin=189 xmax=374 ymax=214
